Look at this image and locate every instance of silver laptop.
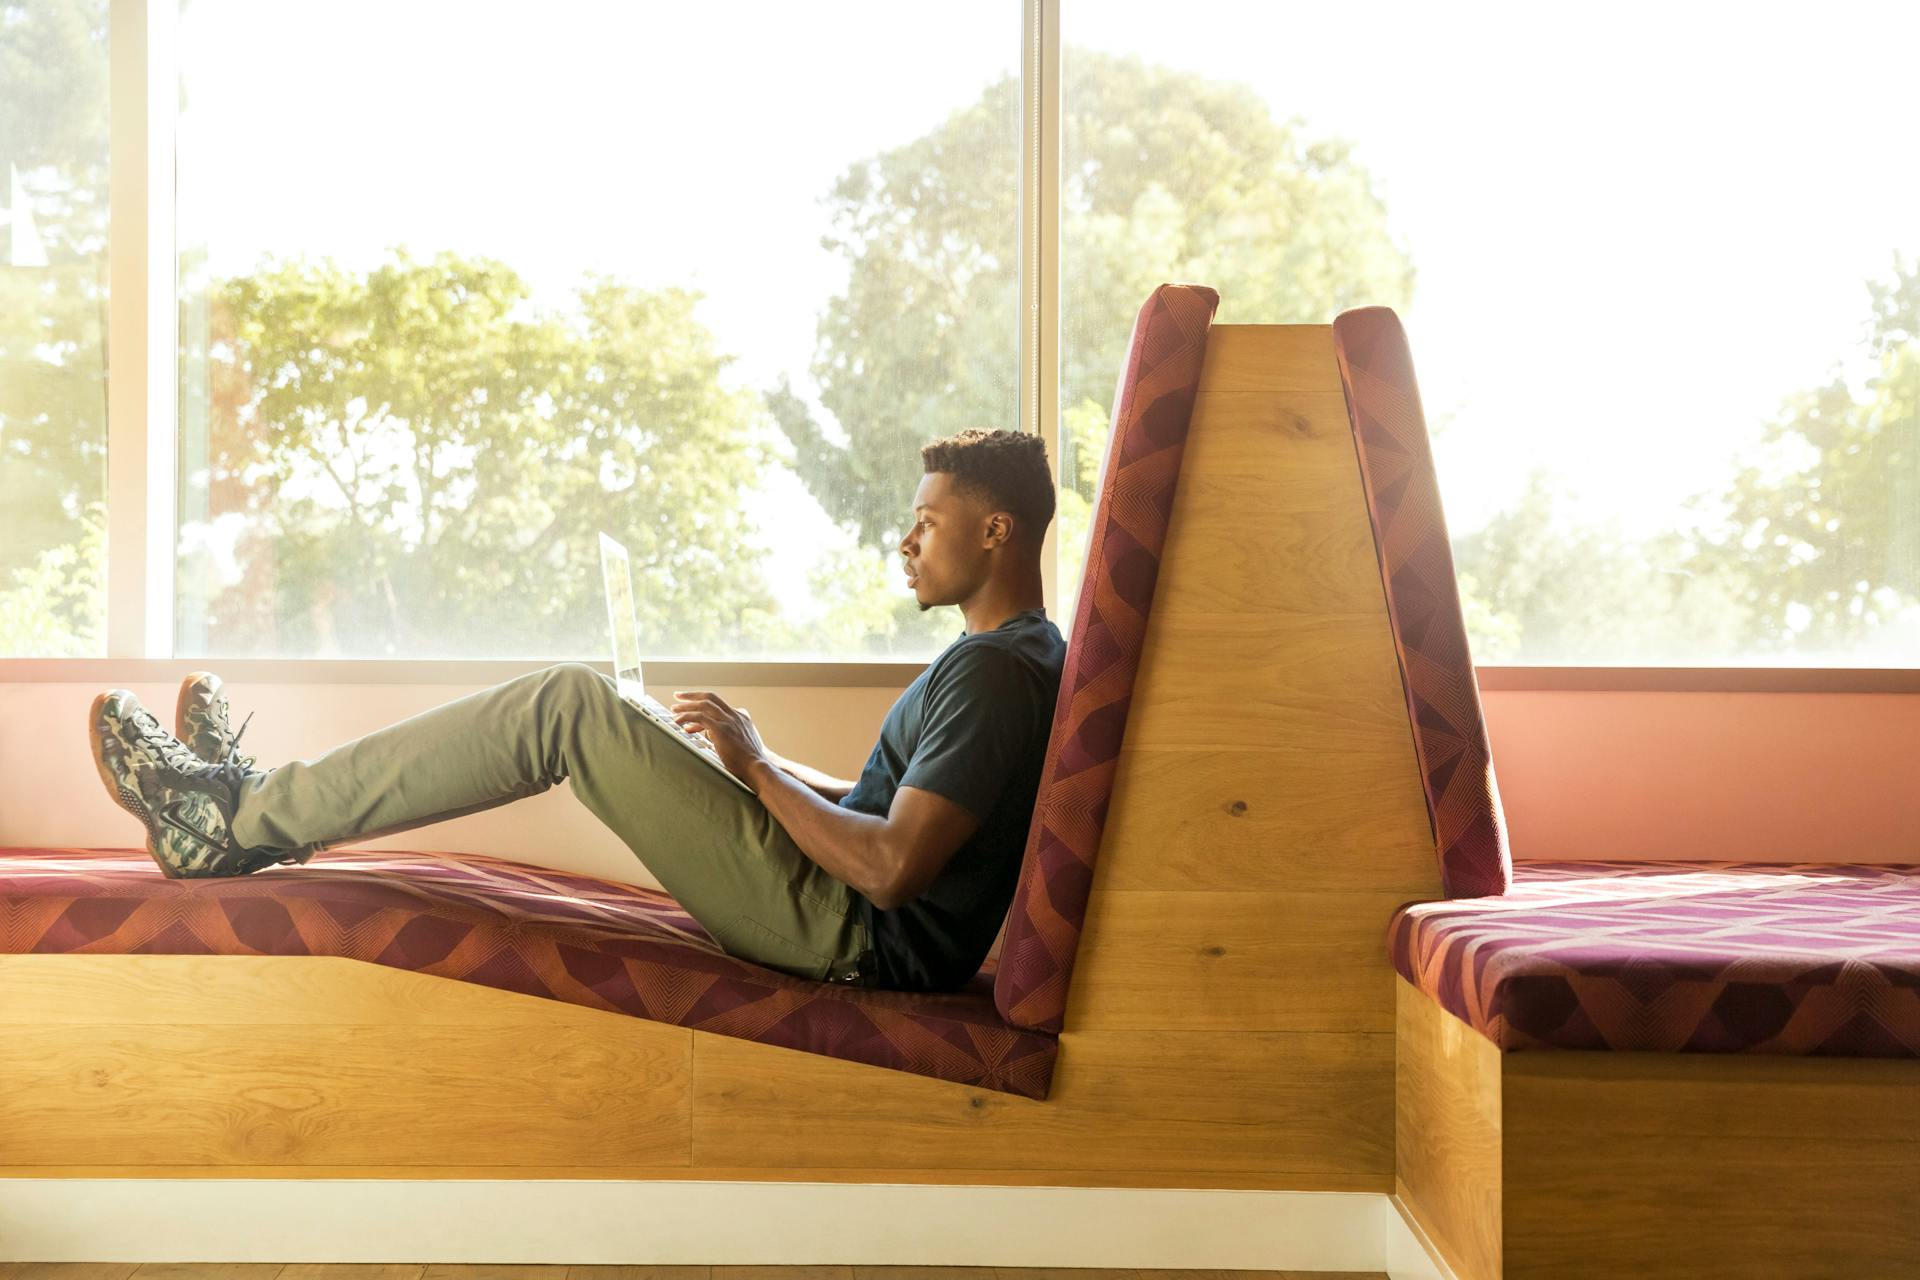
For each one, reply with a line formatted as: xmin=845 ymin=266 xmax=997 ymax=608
xmin=598 ymin=531 xmax=754 ymax=792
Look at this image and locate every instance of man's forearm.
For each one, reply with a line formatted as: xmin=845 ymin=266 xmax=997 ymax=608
xmin=745 ymin=758 xmax=895 ymax=906
xmin=765 ymin=750 xmax=857 ymax=803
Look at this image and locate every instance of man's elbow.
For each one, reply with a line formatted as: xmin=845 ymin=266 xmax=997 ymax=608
xmin=866 ymin=842 xmax=915 ymax=913
xmin=866 ymin=870 xmax=909 ymax=913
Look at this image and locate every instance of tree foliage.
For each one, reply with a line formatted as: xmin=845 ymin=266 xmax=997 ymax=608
xmin=773 ymin=50 xmax=1416 ymax=554
xmin=1451 ymin=472 xmax=1750 ymax=663
xmin=1704 ymin=255 xmax=1920 ymax=654
xmin=190 ymin=251 xmax=776 ymax=657
xmin=0 ymin=0 xmax=108 ymax=630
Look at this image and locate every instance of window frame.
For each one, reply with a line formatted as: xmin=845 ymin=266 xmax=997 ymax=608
xmin=2 ymin=0 xmax=1913 ymax=694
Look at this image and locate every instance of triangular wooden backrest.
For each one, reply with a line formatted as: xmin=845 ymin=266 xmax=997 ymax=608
xmin=1332 ymin=306 xmax=1511 ymax=898
xmin=993 ymin=283 xmax=1220 ymax=1034
xmin=1002 ymin=319 xmax=1457 ymax=1056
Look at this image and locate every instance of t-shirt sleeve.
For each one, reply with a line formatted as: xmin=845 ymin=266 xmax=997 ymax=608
xmin=898 ymin=644 xmax=1040 ymax=822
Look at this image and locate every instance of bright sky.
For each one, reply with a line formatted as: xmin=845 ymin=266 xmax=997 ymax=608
xmin=1079 ymin=1 xmax=1920 ymax=539
xmin=176 ymin=0 xmax=1920 ymax=618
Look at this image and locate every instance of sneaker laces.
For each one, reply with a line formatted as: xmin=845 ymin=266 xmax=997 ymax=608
xmin=224 ymin=708 xmax=258 ymax=771
xmin=125 ymin=704 xmax=206 ymax=772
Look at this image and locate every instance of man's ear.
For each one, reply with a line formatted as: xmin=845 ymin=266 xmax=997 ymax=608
xmin=983 ymin=512 xmax=1013 ymax=549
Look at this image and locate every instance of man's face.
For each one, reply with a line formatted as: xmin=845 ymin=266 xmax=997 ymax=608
xmin=898 ymin=473 xmax=993 ymax=612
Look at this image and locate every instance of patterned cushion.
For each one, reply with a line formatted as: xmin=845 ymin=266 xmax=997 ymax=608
xmin=1 ymin=847 xmax=1060 ymax=1098
xmin=994 ymin=282 xmax=1220 ymax=1034
xmin=1390 ymin=860 xmax=1920 ymax=1056
xmin=1332 ymin=306 xmax=1512 ymax=900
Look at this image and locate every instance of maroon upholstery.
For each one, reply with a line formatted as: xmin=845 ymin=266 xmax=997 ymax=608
xmin=1391 ymin=860 xmax=1920 ymax=1057
xmin=1331 ymin=306 xmax=1511 ymax=900
xmin=1 ymin=847 xmax=1060 ymax=1098
xmin=993 ymin=282 xmax=1220 ymax=1034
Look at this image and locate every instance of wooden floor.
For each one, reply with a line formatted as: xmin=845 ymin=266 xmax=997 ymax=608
xmin=0 ymin=1268 xmax=1384 ymax=1279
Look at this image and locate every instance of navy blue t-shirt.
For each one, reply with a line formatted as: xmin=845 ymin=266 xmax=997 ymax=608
xmin=842 ymin=608 xmax=1066 ymax=992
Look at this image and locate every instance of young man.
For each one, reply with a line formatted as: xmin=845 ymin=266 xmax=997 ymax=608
xmin=87 ymin=428 xmax=1068 ymax=992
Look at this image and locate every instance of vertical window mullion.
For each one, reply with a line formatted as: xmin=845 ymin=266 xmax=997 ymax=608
xmin=104 ymin=0 xmax=176 ymax=659
xmin=1023 ymin=0 xmax=1062 ymax=615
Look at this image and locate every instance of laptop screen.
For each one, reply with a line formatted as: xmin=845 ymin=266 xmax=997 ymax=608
xmin=597 ymin=532 xmax=645 ymax=685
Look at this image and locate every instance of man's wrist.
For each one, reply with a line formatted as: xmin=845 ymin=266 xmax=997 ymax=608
xmin=743 ymin=755 xmax=782 ymax=795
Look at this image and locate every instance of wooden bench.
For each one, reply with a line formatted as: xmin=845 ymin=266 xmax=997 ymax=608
xmin=2 ymin=287 xmax=1447 ymax=1196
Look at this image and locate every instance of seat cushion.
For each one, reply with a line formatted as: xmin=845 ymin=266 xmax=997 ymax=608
xmin=1391 ymin=860 xmax=1920 ymax=1057
xmin=1 ymin=847 xmax=1059 ymax=1098
xmin=994 ymin=281 xmax=1219 ymax=1035
xmin=1333 ymin=306 xmax=1511 ymax=900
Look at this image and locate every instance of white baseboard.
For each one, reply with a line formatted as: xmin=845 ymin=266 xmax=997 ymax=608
xmin=0 ymin=1179 xmax=1444 ymax=1274
xmin=1384 ymin=1194 xmax=1458 ymax=1280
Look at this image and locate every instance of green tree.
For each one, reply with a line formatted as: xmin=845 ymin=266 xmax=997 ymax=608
xmin=0 ymin=498 xmax=103 ymax=655
xmin=185 ymin=250 xmax=778 ymax=657
xmin=0 ymin=0 xmax=109 ymax=654
xmin=1705 ymin=255 xmax=1920 ymax=654
xmin=1451 ymin=471 xmax=1750 ymax=663
xmin=771 ymin=50 xmax=1414 ymax=634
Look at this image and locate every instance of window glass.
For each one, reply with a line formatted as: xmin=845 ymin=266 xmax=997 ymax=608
xmin=1062 ymin=2 xmax=1920 ymax=665
xmin=0 ymin=0 xmax=109 ymax=657
xmin=176 ymin=0 xmax=1021 ymax=659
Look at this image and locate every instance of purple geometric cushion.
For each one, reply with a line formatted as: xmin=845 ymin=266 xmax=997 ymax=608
xmin=2 ymin=847 xmax=1061 ymax=1098
xmin=1391 ymin=859 xmax=1920 ymax=1056
xmin=993 ymin=283 xmax=1220 ymax=1034
xmin=1332 ymin=306 xmax=1512 ymax=900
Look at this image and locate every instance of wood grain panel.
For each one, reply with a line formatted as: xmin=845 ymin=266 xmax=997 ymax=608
xmin=0 ymin=1021 xmax=691 ymax=1167
xmin=1393 ymin=979 xmax=1500 ymax=1280
xmin=1091 ymin=747 xmax=1439 ymax=895
xmin=691 ymin=1029 xmax=1393 ymax=1184
xmin=1176 ymin=391 xmax=1360 ymax=478
xmin=1505 ymin=1047 xmax=1920 ymax=1139
xmin=0 ymin=953 xmax=638 ymax=1025
xmin=1502 ymin=1045 xmax=1920 ymax=1277
xmin=1065 ymin=890 xmax=1412 ymax=1033
xmin=1195 ymin=324 xmax=1337 ymax=394
xmin=1504 ymin=1127 xmax=1920 ymax=1279
xmin=1124 ymin=613 xmax=1412 ymax=751
xmin=1155 ymin=394 xmax=1390 ymax=619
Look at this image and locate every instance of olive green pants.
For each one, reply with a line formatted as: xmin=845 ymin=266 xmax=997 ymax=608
xmin=229 ymin=661 xmax=877 ymax=985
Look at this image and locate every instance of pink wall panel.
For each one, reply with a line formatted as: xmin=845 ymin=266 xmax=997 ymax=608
xmin=1482 ymin=690 xmax=1920 ymax=862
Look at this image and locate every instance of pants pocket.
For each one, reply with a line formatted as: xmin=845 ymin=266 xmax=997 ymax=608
xmin=723 ymin=913 xmax=837 ymax=982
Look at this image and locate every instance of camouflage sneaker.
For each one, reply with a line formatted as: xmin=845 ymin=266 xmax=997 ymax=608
xmin=175 ymin=672 xmax=319 ymax=867
xmin=88 ymin=688 xmax=298 ymax=879
xmin=177 ymin=670 xmax=257 ymax=771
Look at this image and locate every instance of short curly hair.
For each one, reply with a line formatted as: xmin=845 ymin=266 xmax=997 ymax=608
xmin=919 ymin=428 xmax=1055 ymax=545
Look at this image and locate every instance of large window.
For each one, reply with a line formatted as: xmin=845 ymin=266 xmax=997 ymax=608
xmin=174 ymin=0 xmax=1021 ymax=659
xmin=1062 ymin=1 xmax=1920 ymax=665
xmin=4 ymin=2 xmax=1917 ymax=671
xmin=0 ymin=0 xmax=109 ymax=657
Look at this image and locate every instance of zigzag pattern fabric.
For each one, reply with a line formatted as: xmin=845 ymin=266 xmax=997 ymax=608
xmin=1390 ymin=860 xmax=1920 ymax=1056
xmin=994 ymin=283 xmax=1220 ymax=1034
xmin=1 ymin=847 xmax=1060 ymax=1098
xmin=1331 ymin=306 xmax=1512 ymax=900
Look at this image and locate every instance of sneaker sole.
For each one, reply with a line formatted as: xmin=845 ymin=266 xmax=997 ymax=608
xmin=88 ymin=690 xmax=185 ymax=880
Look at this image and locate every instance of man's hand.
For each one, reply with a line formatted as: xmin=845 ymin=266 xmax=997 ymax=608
xmin=669 ymin=690 xmax=773 ymax=783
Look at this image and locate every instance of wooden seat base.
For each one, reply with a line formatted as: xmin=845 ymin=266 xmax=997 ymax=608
xmin=0 ymin=953 xmax=1393 ymax=1189
xmin=1396 ymin=975 xmax=1920 ymax=1279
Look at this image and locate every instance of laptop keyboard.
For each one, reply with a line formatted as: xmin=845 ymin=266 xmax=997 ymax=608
xmin=638 ymin=694 xmax=730 ymax=764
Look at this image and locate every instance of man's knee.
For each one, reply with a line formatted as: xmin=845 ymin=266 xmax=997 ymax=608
xmin=545 ymin=661 xmax=604 ymax=689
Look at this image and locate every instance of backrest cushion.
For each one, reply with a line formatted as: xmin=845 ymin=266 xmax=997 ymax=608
xmin=1331 ymin=306 xmax=1511 ymax=899
xmin=994 ymin=282 xmax=1220 ymax=1032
